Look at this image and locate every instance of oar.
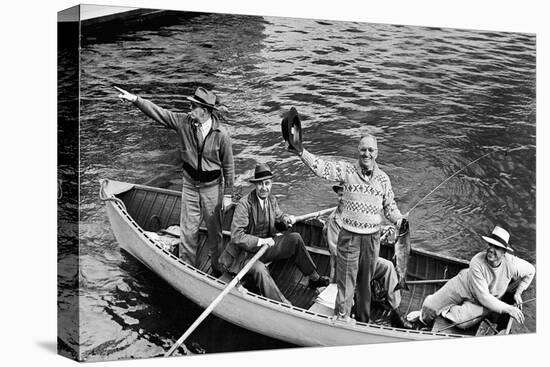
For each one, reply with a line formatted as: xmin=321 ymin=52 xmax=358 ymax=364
xmin=165 ymin=244 xmax=269 ymax=357
xmin=406 ymin=279 xmax=449 ymax=286
xmin=435 ymin=297 xmax=536 ymax=333
xmin=293 ymin=206 xmax=336 ymax=223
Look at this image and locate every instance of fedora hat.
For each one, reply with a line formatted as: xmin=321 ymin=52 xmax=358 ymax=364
xmin=186 ymin=87 xmax=218 ymax=110
xmin=281 ymin=107 xmax=303 ymax=153
xmin=249 ymin=163 xmax=274 ymax=183
xmin=481 ymin=226 xmax=514 ymax=252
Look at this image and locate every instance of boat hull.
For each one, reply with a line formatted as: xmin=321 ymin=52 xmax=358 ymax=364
xmin=102 ymin=179 xmax=463 ymax=346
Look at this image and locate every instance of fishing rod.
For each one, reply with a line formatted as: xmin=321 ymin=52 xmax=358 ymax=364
xmin=435 ymin=297 xmax=536 ymax=333
xmin=407 ymin=150 xmax=497 ymax=214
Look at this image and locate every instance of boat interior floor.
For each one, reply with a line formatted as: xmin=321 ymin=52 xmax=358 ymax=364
xmin=196 ymin=243 xmax=420 ymax=328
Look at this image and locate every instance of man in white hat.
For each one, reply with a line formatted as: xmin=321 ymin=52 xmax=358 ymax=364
xmin=419 ymin=226 xmax=535 ymax=329
xmin=115 ymin=86 xmax=234 ymax=275
xmin=219 ymin=163 xmax=329 ymax=304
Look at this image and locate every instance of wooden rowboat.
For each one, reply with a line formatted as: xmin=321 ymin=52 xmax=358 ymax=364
xmin=100 ymin=179 xmax=512 ymax=348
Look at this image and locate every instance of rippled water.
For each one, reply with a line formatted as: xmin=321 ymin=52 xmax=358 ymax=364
xmin=59 ymin=11 xmax=536 ymax=361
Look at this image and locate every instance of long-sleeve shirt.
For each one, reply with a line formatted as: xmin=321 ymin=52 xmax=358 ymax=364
xmin=465 ymin=252 xmax=535 ymax=313
xmin=301 ymin=149 xmax=402 ymax=234
xmin=133 ymin=96 xmax=234 ymax=191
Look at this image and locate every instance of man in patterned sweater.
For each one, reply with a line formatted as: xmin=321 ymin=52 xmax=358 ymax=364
xmin=295 ymin=134 xmax=404 ymax=323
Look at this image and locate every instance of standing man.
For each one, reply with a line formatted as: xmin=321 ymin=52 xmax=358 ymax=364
xmin=419 ymin=226 xmax=535 ymax=329
xmin=219 ymin=163 xmax=329 ymax=304
xmin=116 ymin=86 xmax=234 ymax=274
xmin=323 ymin=184 xmax=411 ymax=328
xmin=293 ymin=134 xmax=404 ymax=323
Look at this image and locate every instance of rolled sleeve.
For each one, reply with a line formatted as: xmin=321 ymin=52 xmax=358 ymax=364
xmin=511 ymin=257 xmax=535 ymax=294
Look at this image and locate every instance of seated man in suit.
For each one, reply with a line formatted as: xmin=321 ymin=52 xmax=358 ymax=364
xmin=219 ymin=163 xmax=329 ymax=304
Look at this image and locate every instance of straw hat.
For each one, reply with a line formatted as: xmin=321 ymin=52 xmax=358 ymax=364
xmin=481 ymin=226 xmax=514 ymax=252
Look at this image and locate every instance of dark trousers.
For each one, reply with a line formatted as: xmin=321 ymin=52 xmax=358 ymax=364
xmin=243 ymin=232 xmax=317 ymax=302
xmin=335 ymin=229 xmax=380 ymax=323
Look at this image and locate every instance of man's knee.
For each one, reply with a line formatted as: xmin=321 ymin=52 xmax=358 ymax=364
xmin=376 ymin=258 xmax=392 ymax=272
xmin=249 ymin=262 xmax=270 ymax=281
xmin=287 ymin=232 xmax=303 ymax=243
xmin=420 ymin=295 xmax=439 ymax=324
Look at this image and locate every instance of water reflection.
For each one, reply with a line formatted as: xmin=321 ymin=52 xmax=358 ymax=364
xmin=59 ymin=11 xmax=536 ymax=360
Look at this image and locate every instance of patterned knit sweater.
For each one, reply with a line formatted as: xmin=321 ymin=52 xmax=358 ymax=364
xmin=301 ymin=149 xmax=402 ymax=234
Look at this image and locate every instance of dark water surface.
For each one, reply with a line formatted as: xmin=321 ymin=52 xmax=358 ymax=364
xmin=61 ymin=12 xmax=536 ymax=361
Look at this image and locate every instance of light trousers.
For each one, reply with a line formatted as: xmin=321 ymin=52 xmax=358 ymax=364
xmin=179 ymin=180 xmax=223 ymax=272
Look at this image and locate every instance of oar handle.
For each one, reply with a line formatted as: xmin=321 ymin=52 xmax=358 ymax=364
xmin=293 ymin=207 xmax=336 ymax=223
xmin=165 ymin=245 xmax=269 ymax=357
xmin=406 ymin=279 xmax=449 ymax=285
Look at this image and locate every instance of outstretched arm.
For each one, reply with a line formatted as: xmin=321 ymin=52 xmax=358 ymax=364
xmin=115 ymin=86 xmax=183 ymax=130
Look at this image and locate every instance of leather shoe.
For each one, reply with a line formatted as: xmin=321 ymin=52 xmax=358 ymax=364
xmin=308 ymin=275 xmax=330 ymax=289
xmin=390 ymin=309 xmax=414 ymax=329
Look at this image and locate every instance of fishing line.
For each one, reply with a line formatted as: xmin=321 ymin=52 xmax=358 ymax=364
xmin=407 ymin=150 xmax=497 ymax=214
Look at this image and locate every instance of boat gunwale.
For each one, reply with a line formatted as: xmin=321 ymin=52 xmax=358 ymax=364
xmin=103 ymin=179 xmax=468 ymax=339
xmin=119 ymin=181 xmax=470 ymax=268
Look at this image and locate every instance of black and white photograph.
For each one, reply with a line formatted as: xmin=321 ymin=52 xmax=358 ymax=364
xmin=3 ymin=1 xmax=548 ymax=367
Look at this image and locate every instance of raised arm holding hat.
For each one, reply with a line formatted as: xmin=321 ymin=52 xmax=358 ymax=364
xmin=115 ymin=86 xmax=234 ymax=274
xmin=419 ymin=226 xmax=535 ymax=329
xmin=287 ymin=122 xmax=403 ymax=323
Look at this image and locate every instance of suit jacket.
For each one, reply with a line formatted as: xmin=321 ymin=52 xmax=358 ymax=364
xmin=219 ymin=189 xmax=291 ymax=274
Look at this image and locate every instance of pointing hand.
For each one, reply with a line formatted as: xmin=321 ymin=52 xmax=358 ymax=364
xmin=114 ymin=86 xmax=137 ymax=103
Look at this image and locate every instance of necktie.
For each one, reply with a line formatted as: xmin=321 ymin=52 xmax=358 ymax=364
xmin=264 ymin=200 xmax=268 ymax=214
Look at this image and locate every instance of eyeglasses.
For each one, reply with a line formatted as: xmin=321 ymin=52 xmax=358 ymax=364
xmin=359 ymin=147 xmax=378 ymax=154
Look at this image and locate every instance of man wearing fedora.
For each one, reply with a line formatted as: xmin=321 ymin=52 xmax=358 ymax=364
xmin=323 ymin=184 xmax=411 ymax=328
xmin=219 ymin=163 xmax=329 ymax=304
xmin=116 ymin=86 xmax=234 ymax=274
xmin=287 ymin=129 xmax=404 ymax=324
xmin=418 ymin=226 xmax=535 ymax=329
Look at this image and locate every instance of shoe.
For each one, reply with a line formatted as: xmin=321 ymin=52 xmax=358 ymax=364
xmin=211 ymin=269 xmax=223 ymax=278
xmin=331 ymin=314 xmax=357 ymax=325
xmin=308 ymin=275 xmax=330 ymax=289
xmin=390 ymin=309 xmax=414 ymax=329
xmin=406 ymin=310 xmax=421 ymax=323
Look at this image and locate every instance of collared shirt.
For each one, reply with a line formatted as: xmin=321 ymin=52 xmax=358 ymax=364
xmin=133 ymin=97 xmax=234 ymax=189
xmin=198 ymin=117 xmax=212 ymax=138
xmin=256 ymin=192 xmax=267 ymax=210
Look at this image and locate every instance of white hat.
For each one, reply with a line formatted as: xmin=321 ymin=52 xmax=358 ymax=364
xmin=481 ymin=226 xmax=514 ymax=252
